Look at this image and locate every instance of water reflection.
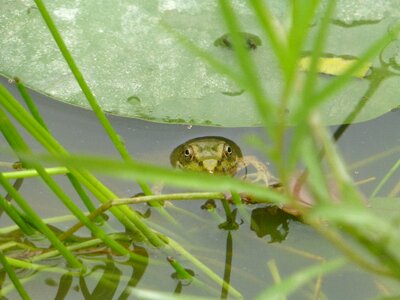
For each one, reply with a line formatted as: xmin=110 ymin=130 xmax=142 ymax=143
xmin=250 ymin=206 xmax=298 ymax=243
xmin=221 ymin=232 xmax=233 ymax=299
xmin=0 ymin=227 xmax=149 ymax=299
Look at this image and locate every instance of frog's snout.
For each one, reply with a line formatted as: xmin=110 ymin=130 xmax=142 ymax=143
xmin=202 ymin=159 xmax=218 ymax=173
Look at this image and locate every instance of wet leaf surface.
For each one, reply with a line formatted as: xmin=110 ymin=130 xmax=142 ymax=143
xmin=1 ymin=1 xmax=399 ymax=126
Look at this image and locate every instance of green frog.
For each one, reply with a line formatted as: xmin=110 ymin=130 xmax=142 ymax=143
xmin=170 ymin=136 xmax=275 ymax=186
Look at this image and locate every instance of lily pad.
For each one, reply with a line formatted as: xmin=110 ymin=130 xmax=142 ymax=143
xmin=0 ymin=0 xmax=399 ymax=127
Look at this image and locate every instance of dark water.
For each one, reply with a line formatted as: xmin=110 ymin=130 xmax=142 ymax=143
xmin=0 ymin=77 xmax=399 ymax=299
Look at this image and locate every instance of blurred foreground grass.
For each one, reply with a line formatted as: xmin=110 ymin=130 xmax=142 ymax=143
xmin=1 ymin=0 xmax=400 ymax=299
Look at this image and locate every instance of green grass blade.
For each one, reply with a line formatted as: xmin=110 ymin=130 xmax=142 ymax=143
xmin=15 ymin=77 xmax=48 ymax=131
xmin=285 ymin=0 xmax=320 ymax=85
xmin=32 ymin=0 xmax=130 ymax=160
xmin=24 ymin=152 xmax=288 ymax=205
xmin=0 ymin=85 xmax=164 ymax=246
xmin=255 ymin=258 xmax=345 ymax=300
xmin=218 ymin=0 xmax=277 ymax=134
xmin=0 ymin=193 xmax=34 ymax=235
xmin=248 ymin=0 xmax=288 ymax=75
xmin=301 ymin=0 xmax=336 ymax=103
xmin=1 ymin=106 xmax=141 ymax=265
xmin=0 ymin=251 xmax=31 ymax=300
xmin=1 ymin=167 xmax=68 ymax=179
xmin=297 ymin=129 xmax=331 ymax=202
xmin=0 ymin=107 xmax=84 ymax=267
xmin=15 ymin=78 xmax=104 ymax=221
xmin=297 ymin=23 xmax=400 ymax=120
xmin=32 ymin=0 xmax=152 ymax=195
xmin=168 ymin=238 xmax=243 ymax=299
xmin=371 ymin=159 xmax=400 ymax=198
xmin=66 ymin=172 xmax=104 ymax=223
xmin=0 ymin=173 xmax=82 ymax=268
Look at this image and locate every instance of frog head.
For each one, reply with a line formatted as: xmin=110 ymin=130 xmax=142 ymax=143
xmin=170 ymin=136 xmax=243 ymax=176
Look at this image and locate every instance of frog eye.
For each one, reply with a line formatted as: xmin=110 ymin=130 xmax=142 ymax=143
xmin=183 ymin=146 xmax=193 ymax=159
xmin=224 ymin=144 xmax=233 ymax=156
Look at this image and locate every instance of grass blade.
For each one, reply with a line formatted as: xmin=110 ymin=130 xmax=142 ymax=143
xmin=0 ymin=251 xmax=31 ymax=300
xmin=255 ymin=258 xmax=345 ymax=300
xmin=299 ymin=23 xmax=400 ymax=119
xmin=371 ymin=158 xmax=400 ymax=198
xmin=301 ymin=0 xmax=336 ymax=103
xmin=248 ymin=0 xmax=288 ymax=75
xmin=32 ymin=0 xmax=152 ymax=195
xmin=218 ymin=0 xmax=277 ymax=132
xmin=0 ymin=85 xmax=164 ymax=246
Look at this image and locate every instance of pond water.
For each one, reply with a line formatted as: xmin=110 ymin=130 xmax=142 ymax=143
xmin=0 ymin=75 xmax=400 ymax=299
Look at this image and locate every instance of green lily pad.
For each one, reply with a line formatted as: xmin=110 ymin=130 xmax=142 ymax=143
xmin=0 ymin=1 xmax=399 ymax=127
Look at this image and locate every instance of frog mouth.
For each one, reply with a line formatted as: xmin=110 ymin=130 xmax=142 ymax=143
xmin=201 ymin=159 xmax=219 ymax=173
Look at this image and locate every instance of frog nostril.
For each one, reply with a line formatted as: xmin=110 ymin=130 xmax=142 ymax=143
xmin=203 ymin=159 xmax=218 ymax=173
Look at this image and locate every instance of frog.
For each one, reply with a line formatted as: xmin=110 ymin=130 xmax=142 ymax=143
xmin=170 ymin=136 xmax=276 ymax=186
xmin=213 ymin=32 xmax=262 ymax=50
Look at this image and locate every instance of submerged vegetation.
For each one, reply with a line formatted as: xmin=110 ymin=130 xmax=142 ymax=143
xmin=0 ymin=0 xmax=400 ymax=299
